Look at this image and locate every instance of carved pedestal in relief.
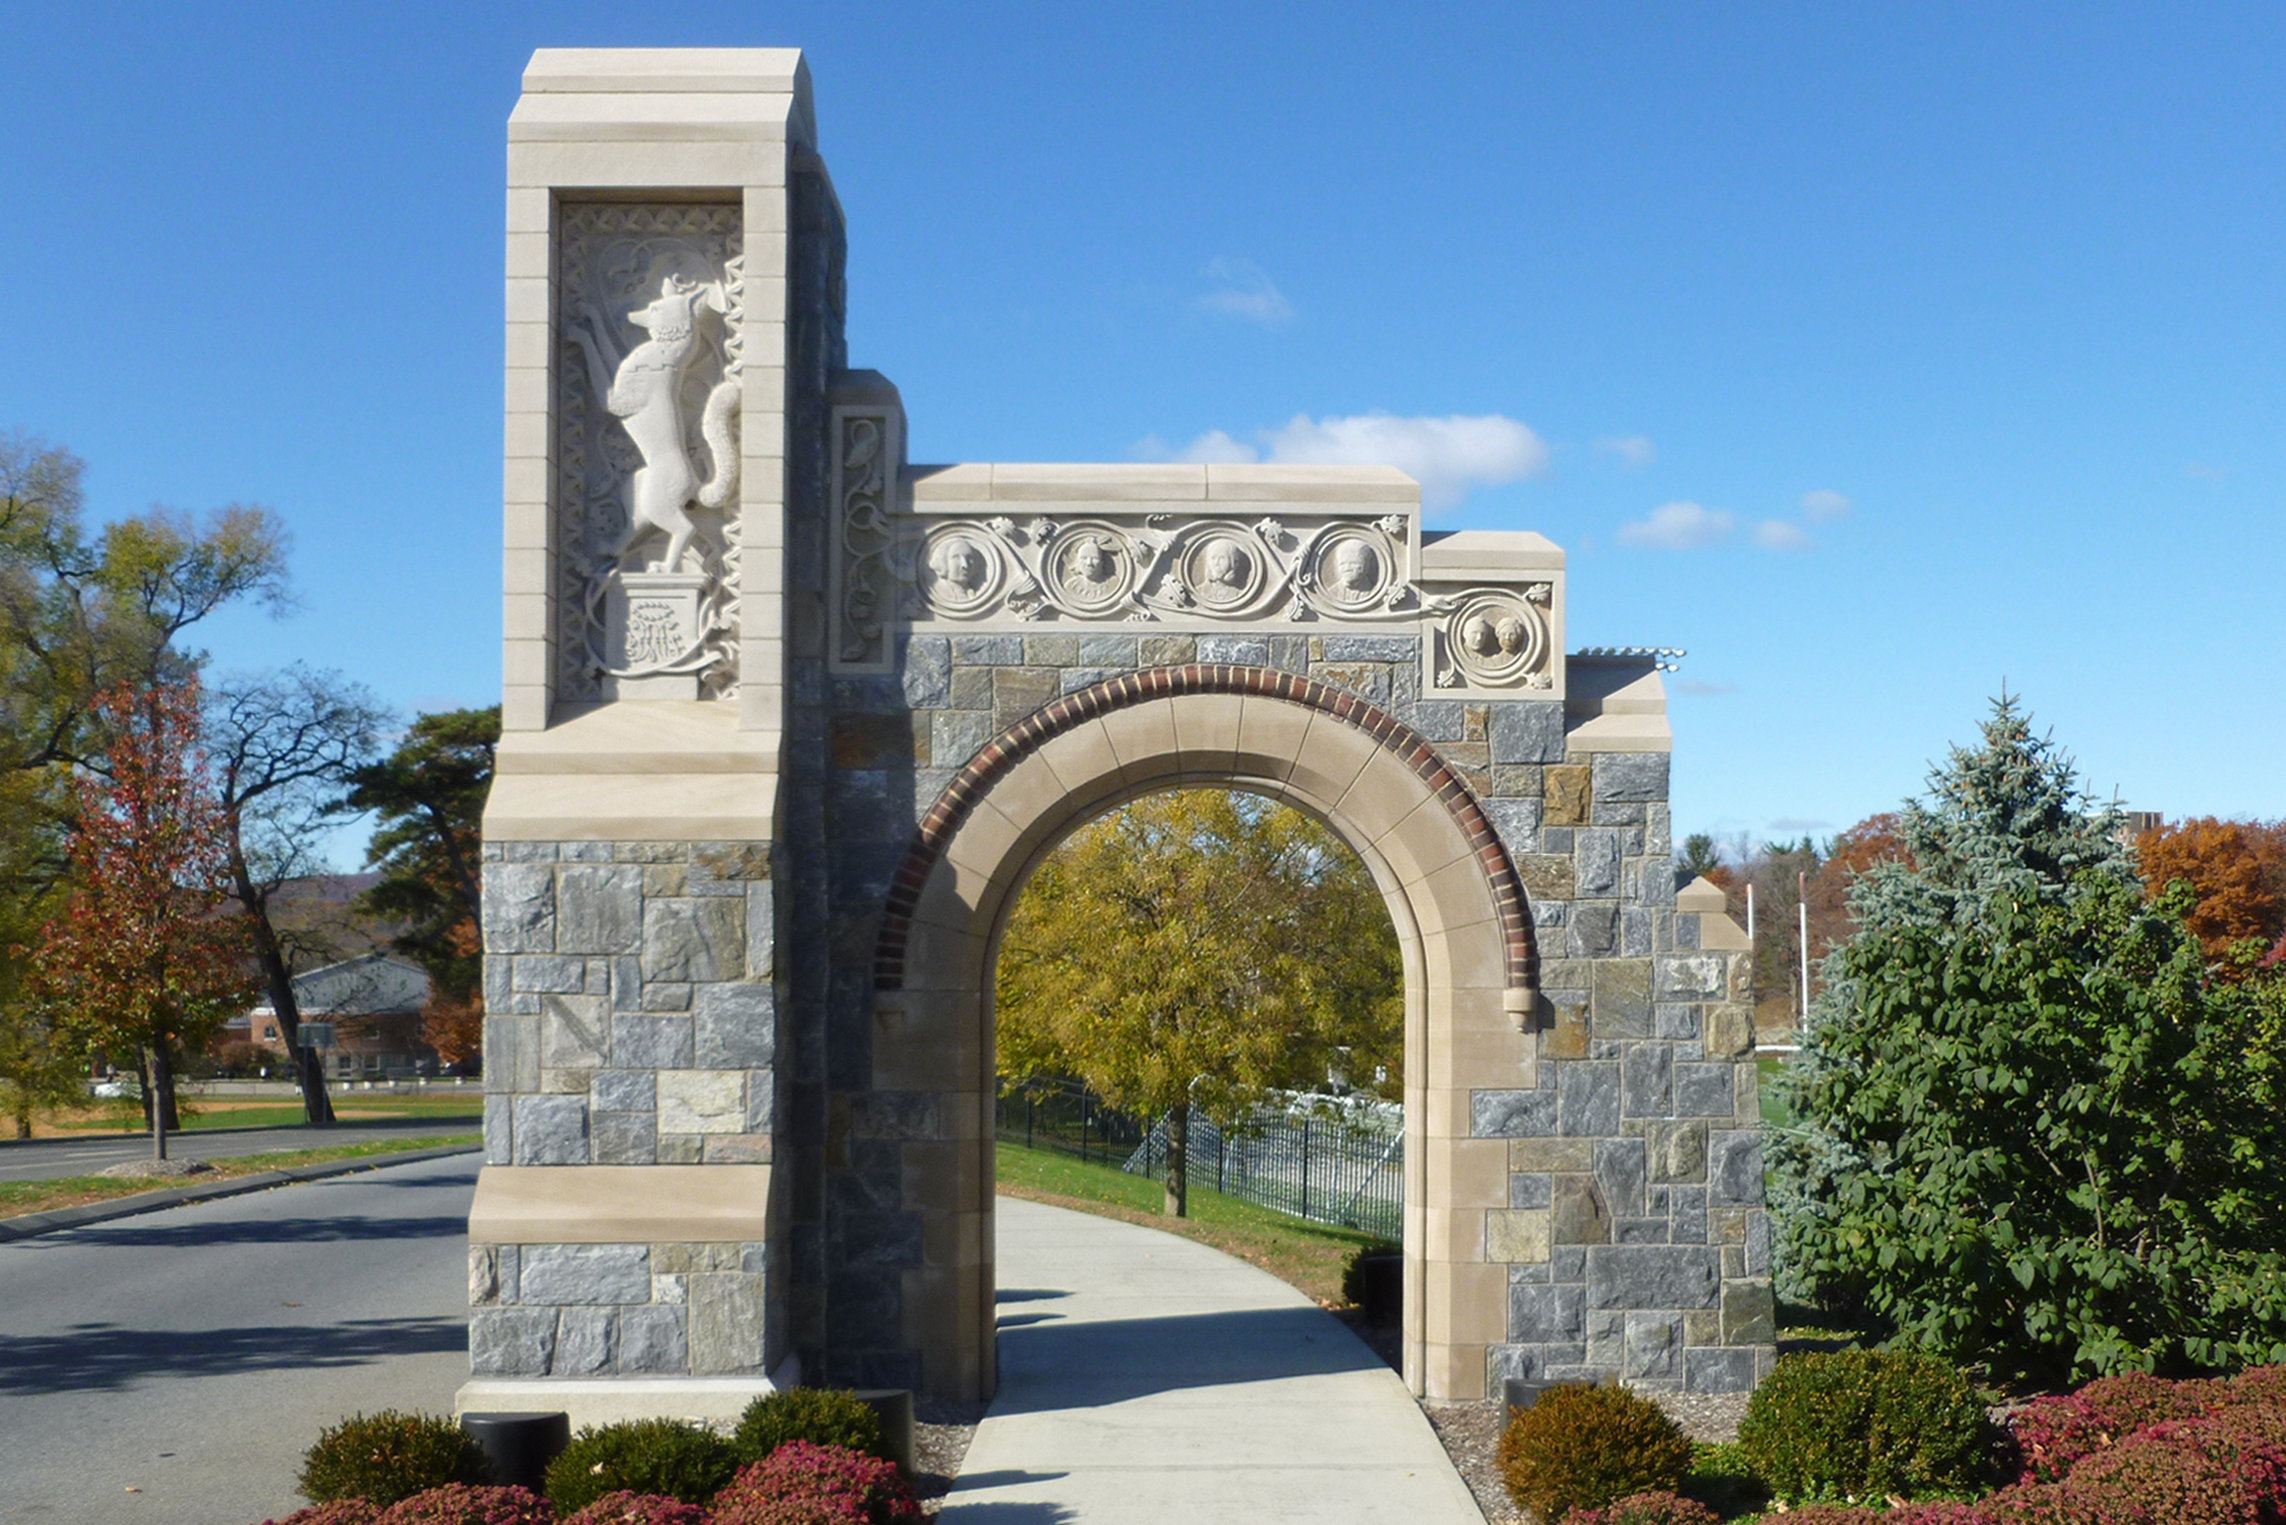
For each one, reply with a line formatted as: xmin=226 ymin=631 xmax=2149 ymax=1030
xmin=556 ymin=202 xmax=746 ymax=703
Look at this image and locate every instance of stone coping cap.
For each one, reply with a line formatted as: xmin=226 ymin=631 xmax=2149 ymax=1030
xmin=496 ymin=701 xmax=778 ymax=775
xmin=522 ymin=48 xmax=806 ymax=96
xmin=468 ymin=1164 xmax=772 ymax=1244
xmin=1675 ymin=875 xmax=1729 ymax=914
xmin=1419 ymin=529 xmax=1564 ymax=575
xmin=904 ymin=461 xmax=1421 ymax=506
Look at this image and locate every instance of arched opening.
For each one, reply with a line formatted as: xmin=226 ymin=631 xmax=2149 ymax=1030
xmin=871 ymin=666 xmax=1538 ymax=1403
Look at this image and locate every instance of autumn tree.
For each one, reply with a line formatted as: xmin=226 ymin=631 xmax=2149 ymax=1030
xmin=2134 ymin=816 xmax=2286 ymax=974
xmin=996 ymin=789 xmax=1401 ymax=1216
xmin=33 ymin=679 xmax=259 ymax=1158
xmin=207 ymin=666 xmax=391 ymax=1124
xmin=1674 ymin=832 xmax=1728 ymax=886
xmin=344 ymin=706 xmax=498 ymax=1027
xmin=0 ymin=433 xmax=288 ymax=1134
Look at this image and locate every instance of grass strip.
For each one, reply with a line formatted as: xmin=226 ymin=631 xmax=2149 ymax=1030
xmin=51 ymin=1095 xmax=487 ymax=1132
xmin=994 ymin=1139 xmax=1382 ymax=1306
xmin=0 ymin=1135 xmax=480 ymax=1220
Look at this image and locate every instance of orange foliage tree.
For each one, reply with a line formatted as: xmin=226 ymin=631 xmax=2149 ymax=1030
xmin=2135 ymin=816 xmax=2286 ymax=972
xmin=34 ymin=679 xmax=257 ymax=1156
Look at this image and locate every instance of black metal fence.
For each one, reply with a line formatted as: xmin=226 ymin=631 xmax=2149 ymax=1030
xmin=1121 ymin=1092 xmax=1404 ymax=1240
xmin=995 ymin=1076 xmax=1148 ymax=1168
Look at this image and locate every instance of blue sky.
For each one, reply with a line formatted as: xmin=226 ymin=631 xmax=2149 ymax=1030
xmin=4 ymin=2 xmax=2281 ymax=863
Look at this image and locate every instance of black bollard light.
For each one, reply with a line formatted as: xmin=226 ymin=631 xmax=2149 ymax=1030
xmin=460 ymin=1411 xmax=570 ymax=1493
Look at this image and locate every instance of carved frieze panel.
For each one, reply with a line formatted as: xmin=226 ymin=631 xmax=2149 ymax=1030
xmin=556 ymin=202 xmax=744 ymax=702
xmin=828 ymin=405 xmax=1560 ymax=692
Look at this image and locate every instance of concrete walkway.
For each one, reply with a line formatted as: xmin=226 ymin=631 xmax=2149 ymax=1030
xmin=939 ymin=1197 xmax=1485 ymax=1524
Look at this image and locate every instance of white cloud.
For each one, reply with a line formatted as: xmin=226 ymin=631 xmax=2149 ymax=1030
xmin=1195 ymin=258 xmax=1295 ymax=327
xmin=1595 ymin=435 xmax=1656 ymax=468
xmin=1617 ymin=500 xmax=1735 ymax=550
xmin=2184 ymin=462 xmax=2227 ymax=481
xmin=1755 ymin=519 xmax=1812 ymax=551
xmin=1675 ymin=679 xmax=1740 ymax=696
xmin=1137 ymin=411 xmax=1549 ymax=510
xmin=1800 ymin=488 xmax=1852 ymax=520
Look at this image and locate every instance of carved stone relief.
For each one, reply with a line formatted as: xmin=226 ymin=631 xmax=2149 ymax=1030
xmin=827 ymin=406 xmax=1558 ymax=691
xmin=557 ymin=203 xmax=744 ymax=701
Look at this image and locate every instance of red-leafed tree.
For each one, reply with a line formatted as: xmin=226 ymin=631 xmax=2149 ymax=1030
xmin=33 ymin=678 xmax=256 ymax=1158
xmin=2135 ymin=816 xmax=2286 ymax=975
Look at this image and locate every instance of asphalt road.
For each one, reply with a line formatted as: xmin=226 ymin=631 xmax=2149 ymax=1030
xmin=0 ymin=1117 xmax=481 ymax=1185
xmin=0 ymin=1152 xmax=479 ymax=1524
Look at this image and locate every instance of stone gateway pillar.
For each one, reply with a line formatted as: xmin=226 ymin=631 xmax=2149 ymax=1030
xmin=463 ymin=47 xmax=1772 ymax=1426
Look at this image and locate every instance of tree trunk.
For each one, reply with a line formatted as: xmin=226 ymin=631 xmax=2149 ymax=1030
xmin=149 ymin=1044 xmax=174 ymax=1161
xmin=1164 ymin=1100 xmax=1189 ymax=1218
xmin=12 ymin=1099 xmax=30 ymax=1140
xmin=229 ymin=844 xmax=333 ymax=1126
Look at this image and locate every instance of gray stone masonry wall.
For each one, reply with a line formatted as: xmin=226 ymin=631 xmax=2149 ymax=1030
xmin=809 ymin=631 xmax=1771 ymax=1393
xmin=476 ymin=838 xmax=780 ymax=1378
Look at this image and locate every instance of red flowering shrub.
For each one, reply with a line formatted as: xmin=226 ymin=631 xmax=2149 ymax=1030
xmin=2228 ymin=1364 xmax=2286 ymax=1411
xmin=2063 ymin=1434 xmax=2263 ymax=1525
xmin=559 ymin=1494 xmax=707 ymax=1525
xmin=370 ymin=1485 xmax=554 ymax=1525
xmin=2009 ymin=1372 xmax=2220 ymax=1483
xmin=1748 ymin=1507 xmax=1883 ymax=1525
xmin=259 ymin=1505 xmax=382 ymax=1525
xmin=1557 ymin=1489 xmax=1721 ymax=1525
xmin=1956 ymin=1483 xmax=2119 ymax=1525
xmin=709 ymin=1443 xmax=920 ymax=1525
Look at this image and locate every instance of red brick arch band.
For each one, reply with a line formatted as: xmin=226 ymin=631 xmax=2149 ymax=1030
xmin=872 ymin=663 xmax=1540 ymax=994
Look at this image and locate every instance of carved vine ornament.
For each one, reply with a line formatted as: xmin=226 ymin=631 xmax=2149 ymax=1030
xmin=835 ymin=416 xmax=1554 ymax=692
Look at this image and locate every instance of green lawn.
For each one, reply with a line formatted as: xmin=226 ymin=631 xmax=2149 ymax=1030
xmin=0 ymin=1135 xmax=481 ymax=1220
xmin=55 ymin=1094 xmax=485 ymax=1132
xmin=1757 ymin=1054 xmax=1795 ymax=1132
xmin=995 ymin=1140 xmax=1381 ymax=1306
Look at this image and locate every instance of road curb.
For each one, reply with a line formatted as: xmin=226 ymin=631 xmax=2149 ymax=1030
xmin=0 ymin=1143 xmax=484 ymax=1243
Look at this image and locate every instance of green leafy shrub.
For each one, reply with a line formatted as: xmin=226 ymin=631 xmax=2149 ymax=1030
xmin=1680 ymin=1440 xmax=1769 ymax=1517
xmin=732 ymin=1389 xmax=890 ymax=1467
xmin=1557 ymin=1489 xmax=1720 ymax=1525
xmin=370 ymin=1485 xmax=554 ymax=1524
xmin=1738 ymin=1349 xmax=1998 ymax=1502
xmin=710 ymin=1442 xmax=921 ymax=1525
xmin=299 ymin=1411 xmax=488 ymax=1507
xmin=559 ymin=1492 xmax=708 ymax=1525
xmin=1495 ymin=1384 xmax=1693 ymax=1521
xmin=541 ymin=1421 xmax=739 ymax=1514
xmin=1769 ymin=698 xmax=2286 ymax=1384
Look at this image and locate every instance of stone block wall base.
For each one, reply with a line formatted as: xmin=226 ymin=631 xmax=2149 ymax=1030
xmin=455 ymin=1363 xmax=798 ymax=1431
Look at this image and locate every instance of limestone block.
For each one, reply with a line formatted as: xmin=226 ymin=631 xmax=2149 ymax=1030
xmin=1543 ymin=765 xmax=1591 ymax=826
xmin=1487 ymin=1209 xmax=1551 ymax=1263
xmin=1584 ymin=1245 xmax=1721 ymax=1310
xmin=485 ymin=865 xmax=557 ymax=954
xmin=1707 ymin=1131 xmax=1764 ymax=1208
xmin=694 ymin=981 xmax=775 ymax=1067
xmin=512 ymin=1095 xmax=589 ymax=1165
xmin=556 ymin=1307 xmax=618 ymax=1374
xmin=484 ymin=1095 xmax=513 ymax=1165
xmin=1621 ymin=1042 xmax=1673 ymax=1117
xmin=690 ymin=1273 xmax=768 ymax=1374
xmin=522 ymin=1243 xmax=652 ymax=1305
xmin=487 ymin=1015 xmax=541 ymax=1093
xmin=1508 ymin=1281 xmax=1585 ymax=1344
xmin=1721 ymin=1279 xmax=1775 ymax=1346
xmin=1592 ymin=752 xmax=1669 ymax=803
xmin=556 ymin=866 xmax=644 ymax=955
xmin=1556 ymin=1062 xmax=1619 ymax=1138
xmin=542 ymin=994 xmax=610 ymax=1069
xmin=643 ymin=897 xmax=746 ymax=983
xmin=659 ymin=1070 xmax=745 ymax=1134
xmin=613 ymin=1016 xmax=695 ymax=1069
xmin=1550 ymin=1174 xmax=1610 ymax=1245
xmin=621 ymin=1305 xmax=690 ymax=1374
xmin=1646 ymin=1121 xmax=1707 ymax=1183
xmin=1509 ymin=1138 xmax=1596 ymax=1174
xmin=1471 ymin=1089 xmax=1557 ymax=1138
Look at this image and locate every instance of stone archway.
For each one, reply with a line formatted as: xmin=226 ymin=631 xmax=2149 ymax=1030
xmin=870 ymin=665 xmax=1538 ymax=1402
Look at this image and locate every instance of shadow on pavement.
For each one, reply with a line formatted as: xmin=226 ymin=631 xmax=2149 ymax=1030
xmin=0 ymin=1315 xmax=466 ymax=1394
xmin=991 ymin=1303 xmax=1385 ymax=1410
xmin=49 ymin=1214 xmax=472 ymax=1248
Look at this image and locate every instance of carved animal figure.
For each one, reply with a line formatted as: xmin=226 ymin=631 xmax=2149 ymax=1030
xmin=568 ymin=273 xmax=741 ymax=573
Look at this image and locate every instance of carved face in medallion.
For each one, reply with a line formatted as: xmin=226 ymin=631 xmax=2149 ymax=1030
xmin=1333 ymin=539 xmax=1376 ymax=592
xmin=1205 ymin=539 xmax=1246 ymax=588
xmin=930 ymin=536 xmax=986 ymax=593
xmin=1066 ymin=536 xmax=1113 ymax=589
